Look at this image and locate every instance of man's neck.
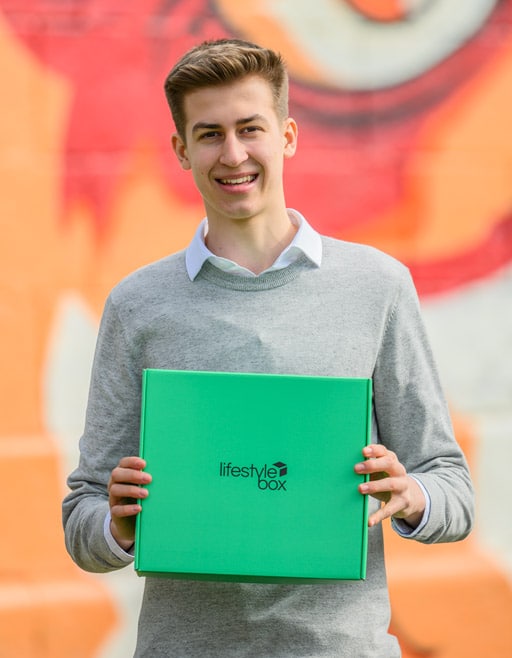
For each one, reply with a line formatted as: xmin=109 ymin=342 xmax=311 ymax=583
xmin=204 ymin=212 xmax=297 ymax=275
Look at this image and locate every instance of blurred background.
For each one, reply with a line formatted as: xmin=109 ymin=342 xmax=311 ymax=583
xmin=1 ymin=0 xmax=511 ymax=656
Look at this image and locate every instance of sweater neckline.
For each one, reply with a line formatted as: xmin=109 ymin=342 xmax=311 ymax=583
xmin=195 ymin=253 xmax=316 ymax=291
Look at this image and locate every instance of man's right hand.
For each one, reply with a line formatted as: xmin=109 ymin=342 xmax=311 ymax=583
xmin=107 ymin=456 xmax=152 ymax=550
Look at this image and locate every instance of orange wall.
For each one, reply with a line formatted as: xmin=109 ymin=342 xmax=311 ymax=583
xmin=1 ymin=1 xmax=511 ymax=656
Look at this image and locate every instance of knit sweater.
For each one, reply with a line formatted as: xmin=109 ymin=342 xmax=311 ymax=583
xmin=63 ymin=236 xmax=474 ymax=657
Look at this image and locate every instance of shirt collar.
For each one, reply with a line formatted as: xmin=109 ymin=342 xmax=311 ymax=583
xmin=185 ymin=209 xmax=322 ymax=281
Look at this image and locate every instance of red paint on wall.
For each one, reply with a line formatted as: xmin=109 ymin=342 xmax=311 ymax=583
xmin=2 ymin=0 xmax=512 ymax=292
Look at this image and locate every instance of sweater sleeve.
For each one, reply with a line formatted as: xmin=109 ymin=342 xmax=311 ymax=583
xmin=62 ymin=295 xmax=141 ymax=572
xmin=372 ymin=268 xmax=475 ymax=544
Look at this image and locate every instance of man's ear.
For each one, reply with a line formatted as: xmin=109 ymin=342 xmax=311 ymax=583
xmin=283 ymin=117 xmax=298 ymax=159
xmin=171 ymin=133 xmax=191 ymax=170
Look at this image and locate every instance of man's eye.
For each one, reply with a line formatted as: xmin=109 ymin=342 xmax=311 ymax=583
xmin=242 ymin=126 xmax=259 ymax=134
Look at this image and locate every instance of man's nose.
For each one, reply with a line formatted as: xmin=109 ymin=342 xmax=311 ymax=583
xmin=219 ymin=134 xmax=248 ymax=167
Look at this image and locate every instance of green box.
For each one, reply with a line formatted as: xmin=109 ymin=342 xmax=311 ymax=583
xmin=135 ymin=370 xmax=371 ymax=582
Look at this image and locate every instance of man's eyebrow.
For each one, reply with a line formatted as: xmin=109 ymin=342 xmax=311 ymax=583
xmin=191 ymin=122 xmax=221 ymax=134
xmin=237 ymin=114 xmax=267 ymax=125
xmin=191 ymin=114 xmax=268 ymax=134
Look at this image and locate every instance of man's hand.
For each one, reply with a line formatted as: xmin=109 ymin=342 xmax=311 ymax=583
xmin=108 ymin=456 xmax=152 ymax=550
xmin=355 ymin=445 xmax=426 ymax=529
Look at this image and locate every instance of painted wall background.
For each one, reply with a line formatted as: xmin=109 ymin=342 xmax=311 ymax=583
xmin=1 ymin=0 xmax=511 ymax=656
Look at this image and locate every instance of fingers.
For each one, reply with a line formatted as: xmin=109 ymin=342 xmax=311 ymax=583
xmin=108 ymin=457 xmax=151 ymax=489
xmin=366 ymin=487 xmax=410 ymax=527
xmin=109 ymin=482 xmax=148 ymax=509
xmin=359 ymin=475 xmax=405 ymax=499
xmin=108 ymin=456 xmax=152 ymax=549
xmin=355 ymin=445 xmax=425 ymax=528
xmin=108 ymin=456 xmax=152 ymax=517
xmin=355 ymin=445 xmax=406 ymax=479
xmin=368 ymin=507 xmax=394 ymax=528
xmin=366 ymin=477 xmax=426 ymax=528
xmin=119 ymin=455 xmax=146 ymax=469
xmin=111 ymin=456 xmax=149 ymax=480
xmin=110 ymin=499 xmax=145 ymax=519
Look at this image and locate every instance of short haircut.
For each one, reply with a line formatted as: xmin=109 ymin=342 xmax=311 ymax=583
xmin=164 ymin=39 xmax=289 ymax=139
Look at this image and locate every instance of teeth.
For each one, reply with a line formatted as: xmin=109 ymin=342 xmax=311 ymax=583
xmin=219 ymin=175 xmax=255 ymax=185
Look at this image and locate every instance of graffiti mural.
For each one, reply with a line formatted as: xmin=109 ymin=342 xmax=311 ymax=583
xmin=1 ymin=0 xmax=511 ymax=656
xmin=3 ymin=0 xmax=512 ymax=290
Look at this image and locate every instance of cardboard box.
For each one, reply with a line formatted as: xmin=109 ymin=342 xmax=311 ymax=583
xmin=135 ymin=370 xmax=371 ymax=582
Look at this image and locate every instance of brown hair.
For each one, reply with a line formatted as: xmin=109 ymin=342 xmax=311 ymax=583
xmin=164 ymin=39 xmax=289 ymax=139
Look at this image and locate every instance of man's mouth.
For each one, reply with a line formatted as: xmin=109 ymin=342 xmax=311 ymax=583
xmin=217 ymin=174 xmax=257 ymax=185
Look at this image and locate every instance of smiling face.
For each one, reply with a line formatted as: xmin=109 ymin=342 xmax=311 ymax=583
xmin=172 ymin=75 xmax=297 ymax=231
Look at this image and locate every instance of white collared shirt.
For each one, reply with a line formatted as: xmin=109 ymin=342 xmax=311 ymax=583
xmin=185 ymin=209 xmax=323 ymax=281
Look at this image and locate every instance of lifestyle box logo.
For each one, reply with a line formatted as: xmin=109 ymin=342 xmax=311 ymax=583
xmin=219 ymin=460 xmax=288 ymax=491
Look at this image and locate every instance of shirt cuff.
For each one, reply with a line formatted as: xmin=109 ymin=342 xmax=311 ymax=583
xmin=103 ymin=512 xmax=135 ymax=563
xmin=391 ymin=475 xmax=431 ymax=538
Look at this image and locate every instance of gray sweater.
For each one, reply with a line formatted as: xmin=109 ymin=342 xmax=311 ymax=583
xmin=63 ymin=236 xmax=474 ymax=657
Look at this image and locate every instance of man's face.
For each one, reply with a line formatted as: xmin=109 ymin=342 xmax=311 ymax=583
xmin=172 ymin=75 xmax=297 ymax=228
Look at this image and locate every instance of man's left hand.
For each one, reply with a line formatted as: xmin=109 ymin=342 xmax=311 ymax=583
xmin=355 ymin=444 xmax=426 ymax=529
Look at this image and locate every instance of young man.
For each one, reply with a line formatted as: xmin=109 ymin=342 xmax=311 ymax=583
xmin=63 ymin=39 xmax=474 ymax=657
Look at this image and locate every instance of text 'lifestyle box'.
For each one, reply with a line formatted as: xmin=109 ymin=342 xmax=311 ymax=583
xmin=135 ymin=369 xmax=371 ymax=582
